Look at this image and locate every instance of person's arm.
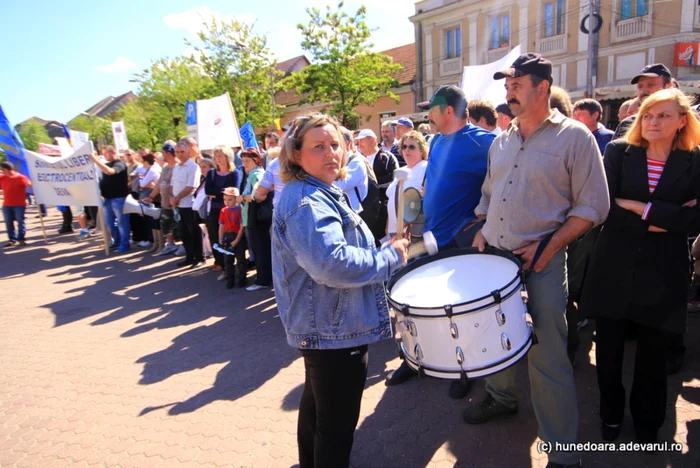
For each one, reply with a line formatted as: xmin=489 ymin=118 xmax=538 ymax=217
xmin=22 ymin=175 xmax=32 ymax=188
xmin=88 ymin=153 xmax=117 ymax=175
xmin=283 ymin=202 xmax=407 ymax=289
xmin=219 ymin=225 xmax=225 ymax=245
xmin=514 ymin=216 xmax=594 ymax=272
xmin=602 ymin=143 xmax=648 ymax=230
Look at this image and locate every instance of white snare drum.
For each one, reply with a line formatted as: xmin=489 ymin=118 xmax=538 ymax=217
xmin=387 ymin=248 xmax=535 ymax=380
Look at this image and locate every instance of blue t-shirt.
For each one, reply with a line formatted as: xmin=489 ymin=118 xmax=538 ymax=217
xmin=593 ymin=126 xmax=614 ymax=157
xmin=423 ymin=124 xmax=495 ymax=247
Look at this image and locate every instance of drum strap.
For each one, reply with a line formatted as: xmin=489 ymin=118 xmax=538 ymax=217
xmin=527 ymin=232 xmax=555 ymax=275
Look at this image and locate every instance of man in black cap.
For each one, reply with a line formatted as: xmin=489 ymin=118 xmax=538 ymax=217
xmin=495 ymin=103 xmax=514 ymax=131
xmin=467 ymin=53 xmax=609 ymax=468
xmin=385 ymin=84 xmax=496 ymax=401
xmin=613 ymin=63 xmax=673 ymax=139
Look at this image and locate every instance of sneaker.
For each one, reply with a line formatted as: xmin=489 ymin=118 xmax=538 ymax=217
xmin=385 ymin=361 xmax=417 ymax=386
xmin=117 ymin=246 xmax=131 ymax=253
xmin=176 ymin=259 xmax=192 ymax=267
xmin=448 ymin=379 xmax=473 ymax=400
xmin=109 ymin=243 xmax=119 ymax=250
xmin=462 ymin=393 xmax=518 ymax=425
xmin=157 ymin=244 xmax=178 ymax=256
xmin=57 ymin=227 xmax=74 ymax=234
xmin=246 ymin=284 xmax=269 ymax=291
xmin=576 ymin=319 xmax=588 ymax=331
xmin=18 ymin=241 xmax=27 ymax=246
xmin=174 ymin=245 xmax=186 ymax=256
xmin=4 ymin=241 xmax=17 ymax=248
xmin=138 ymin=241 xmax=152 ymax=248
xmin=217 ymin=273 xmax=227 ymax=281
xmin=76 ymin=228 xmax=91 ymax=240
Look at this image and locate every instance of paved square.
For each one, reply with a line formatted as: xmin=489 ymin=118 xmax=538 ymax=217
xmin=1 ymin=208 xmax=698 ymax=467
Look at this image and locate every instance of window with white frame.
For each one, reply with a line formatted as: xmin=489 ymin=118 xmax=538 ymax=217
xmin=445 ymin=27 xmax=462 ymax=59
xmin=620 ymin=0 xmax=648 ymax=19
xmin=490 ymin=14 xmax=511 ymax=49
xmin=543 ymin=0 xmax=565 ymax=37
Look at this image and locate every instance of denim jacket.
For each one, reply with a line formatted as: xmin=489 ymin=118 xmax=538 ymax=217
xmin=272 ymin=175 xmax=402 ymax=350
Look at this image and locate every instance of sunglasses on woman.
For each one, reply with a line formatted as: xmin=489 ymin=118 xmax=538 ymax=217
xmin=401 ymin=144 xmax=417 ymax=151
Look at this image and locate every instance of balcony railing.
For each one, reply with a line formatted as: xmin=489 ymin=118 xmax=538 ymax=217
xmin=612 ymin=15 xmax=651 ymax=43
xmin=440 ymin=56 xmax=463 ymax=77
xmin=487 ymin=46 xmax=509 ymax=63
xmin=536 ymin=34 xmax=567 ymax=55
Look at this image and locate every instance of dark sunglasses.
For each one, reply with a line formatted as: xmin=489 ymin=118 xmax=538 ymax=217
xmin=401 ymin=144 xmax=417 ymax=151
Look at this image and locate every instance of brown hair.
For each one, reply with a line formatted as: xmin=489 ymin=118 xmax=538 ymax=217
xmin=279 ymin=114 xmax=348 ymax=183
xmin=467 ymin=100 xmax=498 ymax=127
xmin=550 ymin=86 xmax=573 ymax=117
xmin=625 ymin=88 xmax=700 ymax=151
xmin=240 ymin=148 xmax=264 ymax=167
xmin=399 ymin=131 xmax=429 ymax=161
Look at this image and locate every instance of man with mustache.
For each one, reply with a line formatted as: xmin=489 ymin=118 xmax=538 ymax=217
xmin=466 ymin=53 xmax=609 ymax=468
xmin=613 ymin=64 xmax=673 ymax=139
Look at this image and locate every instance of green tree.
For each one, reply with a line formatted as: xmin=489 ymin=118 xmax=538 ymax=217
xmin=128 ymin=56 xmax=217 ymax=145
xmin=185 ymin=18 xmax=284 ymax=128
xmin=16 ymin=121 xmax=52 ymax=152
xmin=283 ymin=1 xmax=403 ymax=127
xmin=68 ymin=115 xmax=113 ymax=150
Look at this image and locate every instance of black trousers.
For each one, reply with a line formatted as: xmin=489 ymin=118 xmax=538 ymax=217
xmin=178 ymin=207 xmax=203 ymax=263
xmin=247 ymin=223 xmax=272 ymax=286
xmin=207 ymin=206 xmax=224 ymax=268
xmin=298 ymin=345 xmax=368 ymax=468
xmin=223 ymin=232 xmax=248 ymax=287
xmin=596 ymin=317 xmax=667 ymax=436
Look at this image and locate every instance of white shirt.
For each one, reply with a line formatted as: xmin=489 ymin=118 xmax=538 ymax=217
xmin=381 ymin=139 xmax=397 ymax=154
xmin=366 ymin=149 xmax=379 ymax=167
xmin=386 ymin=160 xmax=428 ymax=235
xmin=259 ymin=158 xmax=284 ymax=208
xmin=171 ymin=159 xmax=201 ymax=208
xmin=334 ymin=151 xmax=368 ymax=213
xmin=139 ymin=164 xmax=162 ymax=190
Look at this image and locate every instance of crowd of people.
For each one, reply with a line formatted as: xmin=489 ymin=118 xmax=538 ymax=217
xmin=2 ymin=52 xmax=699 ymax=468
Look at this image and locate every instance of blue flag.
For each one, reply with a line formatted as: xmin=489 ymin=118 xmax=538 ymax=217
xmin=239 ymin=121 xmax=259 ymax=151
xmin=0 ymin=105 xmax=29 ymax=179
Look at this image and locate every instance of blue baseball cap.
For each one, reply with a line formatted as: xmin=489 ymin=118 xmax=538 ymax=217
xmin=396 ymin=117 xmax=414 ymax=128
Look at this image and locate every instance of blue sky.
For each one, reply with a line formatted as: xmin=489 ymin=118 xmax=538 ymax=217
xmin=1 ymin=0 xmax=416 ymax=126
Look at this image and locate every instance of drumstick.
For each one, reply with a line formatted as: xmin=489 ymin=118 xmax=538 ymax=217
xmin=394 ymin=167 xmax=412 ymax=237
xmin=408 ymin=230 xmax=438 ymax=259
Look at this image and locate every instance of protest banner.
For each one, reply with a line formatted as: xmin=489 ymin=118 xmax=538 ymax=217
xmin=38 ymin=143 xmax=61 ymax=155
xmin=111 ymin=121 xmax=129 ymax=153
xmin=55 ymin=137 xmax=74 ymax=157
xmin=24 ymin=142 xmax=101 ymax=207
xmin=185 ymin=93 xmax=242 ymax=149
xmin=69 ymin=129 xmax=90 ymax=149
xmin=461 ymin=45 xmax=522 ymax=105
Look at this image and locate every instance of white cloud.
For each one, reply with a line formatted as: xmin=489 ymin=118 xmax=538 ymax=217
xmin=94 ymin=56 xmax=138 ymax=73
xmin=163 ymin=7 xmax=257 ymax=36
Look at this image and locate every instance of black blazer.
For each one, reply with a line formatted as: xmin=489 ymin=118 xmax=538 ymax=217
xmin=580 ymin=140 xmax=700 ymax=333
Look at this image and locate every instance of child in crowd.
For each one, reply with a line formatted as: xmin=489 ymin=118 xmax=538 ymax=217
xmin=219 ymin=187 xmax=247 ymax=289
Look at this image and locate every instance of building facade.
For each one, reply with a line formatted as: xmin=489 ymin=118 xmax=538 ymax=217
xmin=411 ymin=0 xmax=700 ymax=127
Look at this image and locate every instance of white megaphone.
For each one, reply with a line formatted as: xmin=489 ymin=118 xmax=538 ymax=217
xmin=407 ymin=230 xmax=438 ymax=260
xmin=122 ymin=194 xmax=162 ymax=219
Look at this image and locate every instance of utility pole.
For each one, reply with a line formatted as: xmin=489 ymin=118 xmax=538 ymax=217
xmin=585 ymin=0 xmax=601 ymax=98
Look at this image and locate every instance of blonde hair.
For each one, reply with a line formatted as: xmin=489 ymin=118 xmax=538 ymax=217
xmin=267 ymin=147 xmax=281 ymax=161
xmin=279 ymin=114 xmax=348 ymax=183
xmin=625 ymin=88 xmax=700 ymax=151
xmin=399 ymin=130 xmax=429 ymax=161
xmin=213 ymin=145 xmax=234 ymax=171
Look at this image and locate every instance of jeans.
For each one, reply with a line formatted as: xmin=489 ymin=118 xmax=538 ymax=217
xmin=484 ymin=250 xmax=579 ymax=465
xmin=102 ymin=197 xmax=131 ymax=249
xmin=3 ymin=206 xmax=26 ymax=242
xmin=298 ymin=345 xmax=368 ymax=468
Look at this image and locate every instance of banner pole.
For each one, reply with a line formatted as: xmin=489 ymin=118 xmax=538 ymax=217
xmin=97 ymin=207 xmax=109 ymax=257
xmin=37 ymin=209 xmax=48 ymax=244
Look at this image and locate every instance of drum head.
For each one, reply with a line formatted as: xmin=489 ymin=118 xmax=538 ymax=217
xmin=390 ymin=250 xmax=519 ymax=309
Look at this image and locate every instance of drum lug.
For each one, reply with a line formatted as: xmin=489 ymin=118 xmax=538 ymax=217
xmin=414 ymin=343 xmax=424 ymax=361
xmin=501 ymin=333 xmax=512 ymax=351
xmin=443 ymin=304 xmax=454 ymax=319
xmin=407 ymin=320 xmax=418 ymax=337
xmin=460 ymin=370 xmax=470 ymax=386
xmin=495 ymin=308 xmax=506 ymax=326
xmin=450 ymin=322 xmax=459 ymax=339
xmin=528 ymin=322 xmax=539 ymax=345
xmin=455 ymin=346 xmax=465 ymax=365
xmin=491 ymin=289 xmax=502 ymax=304
xmin=400 ymin=304 xmax=411 ymax=317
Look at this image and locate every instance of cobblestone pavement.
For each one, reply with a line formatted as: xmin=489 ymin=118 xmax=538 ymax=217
xmin=0 ymin=207 xmax=699 ymax=468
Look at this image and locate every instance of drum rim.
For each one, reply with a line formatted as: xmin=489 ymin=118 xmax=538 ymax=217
xmin=387 ymin=247 xmax=523 ymax=316
xmin=400 ymin=331 xmax=532 ymax=376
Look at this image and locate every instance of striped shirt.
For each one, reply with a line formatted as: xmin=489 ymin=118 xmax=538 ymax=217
xmin=647 ymin=158 xmax=666 ymax=193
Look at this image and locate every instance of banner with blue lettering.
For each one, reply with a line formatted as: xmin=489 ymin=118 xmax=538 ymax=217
xmin=23 ymin=142 xmax=101 ymax=206
xmin=239 ymin=121 xmax=259 ymax=151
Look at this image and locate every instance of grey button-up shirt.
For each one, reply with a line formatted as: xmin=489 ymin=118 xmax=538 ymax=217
xmin=475 ymin=109 xmax=610 ymax=251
